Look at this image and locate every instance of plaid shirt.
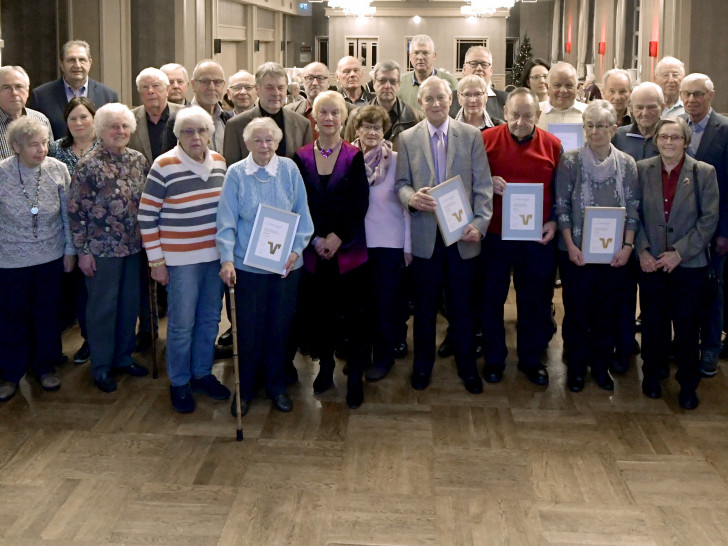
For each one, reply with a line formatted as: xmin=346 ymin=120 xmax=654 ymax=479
xmin=0 ymin=107 xmax=54 ymax=160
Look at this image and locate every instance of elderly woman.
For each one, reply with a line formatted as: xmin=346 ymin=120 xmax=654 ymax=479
xmin=217 ymin=117 xmax=313 ymax=416
xmin=0 ymin=117 xmax=75 ymax=401
xmin=637 ymin=117 xmax=718 ymax=409
xmin=455 ymin=75 xmax=500 ymax=130
xmin=519 ymin=58 xmax=551 ymax=103
xmin=350 ymin=104 xmax=411 ymax=382
xmin=49 ymin=96 xmax=100 ymax=365
xmin=555 ymin=100 xmax=639 ymax=392
xmin=139 ymin=106 xmax=229 ymax=413
xmin=69 ymin=103 xmax=150 ymax=393
xmin=293 ymin=90 xmax=370 ymax=408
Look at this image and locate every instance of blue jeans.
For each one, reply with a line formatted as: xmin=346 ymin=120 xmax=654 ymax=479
xmin=166 ymin=261 xmax=224 ymax=387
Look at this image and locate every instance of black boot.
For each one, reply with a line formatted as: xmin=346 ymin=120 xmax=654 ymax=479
xmin=313 ymin=360 xmax=334 ymax=395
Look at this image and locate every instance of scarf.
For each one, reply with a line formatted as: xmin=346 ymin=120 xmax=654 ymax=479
xmin=353 ymin=138 xmax=393 ymax=186
xmin=455 ymin=107 xmax=494 ymax=130
xmin=580 ymin=142 xmax=625 ymax=210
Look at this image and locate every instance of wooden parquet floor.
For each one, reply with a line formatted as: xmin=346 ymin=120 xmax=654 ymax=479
xmin=3 ymin=288 xmax=728 ymax=545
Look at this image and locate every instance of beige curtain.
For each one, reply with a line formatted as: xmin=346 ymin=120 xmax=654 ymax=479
xmin=614 ymin=0 xmax=626 ymax=68
xmin=551 ymin=0 xmax=562 ymax=64
xmin=576 ymin=0 xmax=590 ymax=77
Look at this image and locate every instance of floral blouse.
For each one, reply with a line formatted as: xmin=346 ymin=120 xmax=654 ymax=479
xmin=68 ymin=146 xmax=149 ymax=257
xmin=49 ymin=138 xmax=100 ymax=178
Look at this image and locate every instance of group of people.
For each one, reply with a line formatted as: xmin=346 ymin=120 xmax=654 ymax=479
xmin=0 ymin=34 xmax=725 ymax=414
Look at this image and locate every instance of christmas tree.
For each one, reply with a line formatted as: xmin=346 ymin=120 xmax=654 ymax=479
xmin=509 ymin=34 xmax=533 ymax=85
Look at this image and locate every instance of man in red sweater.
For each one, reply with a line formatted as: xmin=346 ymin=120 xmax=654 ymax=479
xmin=480 ymin=88 xmax=562 ymax=385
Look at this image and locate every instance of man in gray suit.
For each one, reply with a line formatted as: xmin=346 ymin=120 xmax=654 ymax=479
xmin=128 ymin=68 xmax=184 ymax=164
xmin=223 ymin=62 xmax=312 ymax=165
xmin=395 ymin=76 xmax=493 ymax=393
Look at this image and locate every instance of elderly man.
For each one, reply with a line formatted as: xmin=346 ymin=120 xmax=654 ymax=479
xmin=655 ymin=56 xmax=686 ymax=118
xmin=612 ymin=82 xmax=664 ymax=160
xmin=227 ymin=70 xmax=257 ymax=115
xmin=399 ymin=34 xmax=459 ymax=112
xmin=336 ymin=56 xmax=373 ymax=105
xmin=162 ymin=60 xmax=232 ymax=154
xmin=461 ymin=46 xmax=508 ymax=120
xmin=537 ymin=62 xmax=587 ymax=130
xmin=343 ymin=60 xmax=423 ymax=145
xmin=224 ymin=62 xmax=312 ymax=165
xmin=286 ymin=62 xmax=330 ymax=139
xmin=160 ymin=63 xmax=189 ymax=105
xmin=395 ymin=76 xmax=493 ymax=394
xmin=480 ymin=88 xmax=561 ymax=385
xmin=0 ymin=66 xmax=53 ymax=159
xmin=679 ymin=73 xmax=728 ymax=376
xmin=29 ymin=40 xmax=117 ymax=138
xmin=602 ymin=68 xmax=633 ymax=126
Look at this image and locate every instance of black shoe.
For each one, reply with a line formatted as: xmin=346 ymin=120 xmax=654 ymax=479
xmin=462 ymin=375 xmax=483 ymax=394
xmin=657 ymin=366 xmax=670 ymax=380
xmin=284 ymin=361 xmax=299 ymax=385
xmin=641 ymin=377 xmax=662 ymax=399
xmin=410 ymin=372 xmax=430 ymax=391
xmin=346 ymin=380 xmax=364 ymax=409
xmin=610 ymin=357 xmax=630 ymax=375
xmin=73 ymin=340 xmax=90 ymax=364
xmin=191 ymin=374 xmax=231 ymax=400
xmin=214 ymin=344 xmax=233 ymax=360
xmin=170 ymin=384 xmax=195 ymax=413
xmin=230 ymin=394 xmax=249 ymax=417
xmin=313 ymin=362 xmax=334 ymax=395
xmin=678 ymin=388 xmax=700 ymax=410
xmin=393 ymin=342 xmax=408 ymax=359
xmin=94 ymin=371 xmax=117 ymax=393
xmin=437 ymin=336 xmax=453 ymax=358
xmin=272 ymin=392 xmax=293 ymax=413
xmin=135 ymin=331 xmax=152 ymax=352
xmin=217 ymin=327 xmax=233 ymax=347
xmin=518 ymin=363 xmax=549 ymax=386
xmin=474 ymin=332 xmax=483 ymax=359
xmin=482 ymin=364 xmax=503 ymax=384
xmin=567 ymin=374 xmax=584 ymax=392
xmin=592 ymin=371 xmax=615 ymax=391
xmin=700 ymin=359 xmax=718 ymax=378
xmin=115 ymin=361 xmax=149 ymax=377
xmin=365 ymin=362 xmax=393 ymax=382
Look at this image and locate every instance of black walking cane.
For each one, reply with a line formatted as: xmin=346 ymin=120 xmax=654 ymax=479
xmin=148 ymin=268 xmax=159 ymax=379
xmin=229 ymin=280 xmax=244 ymax=441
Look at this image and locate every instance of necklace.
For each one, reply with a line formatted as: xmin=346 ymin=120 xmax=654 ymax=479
xmin=252 ymin=168 xmax=274 ymax=183
xmin=315 ymin=139 xmax=340 ymax=159
xmin=73 ymin=140 xmax=93 ymax=157
xmin=16 ymin=156 xmax=42 ymax=238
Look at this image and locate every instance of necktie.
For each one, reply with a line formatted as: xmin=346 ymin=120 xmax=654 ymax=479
xmin=433 ymin=129 xmax=446 ymax=184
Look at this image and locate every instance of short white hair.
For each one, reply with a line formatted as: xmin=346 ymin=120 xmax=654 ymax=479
xmin=173 ymin=106 xmax=215 ymax=138
xmin=136 ymin=67 xmax=169 ymax=90
xmin=548 ymin=62 xmax=577 ymax=86
xmin=629 ymin=82 xmax=664 ymax=105
xmin=681 ymin=73 xmax=715 ymax=92
xmin=242 ymin=117 xmax=283 ymax=144
xmin=94 ymin=103 xmax=136 ymax=134
xmin=417 ymin=75 xmax=450 ymax=100
xmin=602 ymin=68 xmax=633 ymax=90
xmin=410 ymin=34 xmax=435 ymax=52
xmin=160 ymin=63 xmax=189 ymax=81
xmin=583 ymin=99 xmax=617 ymax=126
xmin=655 ymin=56 xmax=685 ymax=77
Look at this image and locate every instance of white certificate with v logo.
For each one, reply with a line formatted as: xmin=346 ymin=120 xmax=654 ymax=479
xmin=428 ymin=175 xmax=474 ymax=246
xmin=244 ymin=203 xmax=300 ymax=274
xmin=502 ymin=183 xmax=544 ymax=241
xmin=581 ymin=206 xmax=625 ymax=263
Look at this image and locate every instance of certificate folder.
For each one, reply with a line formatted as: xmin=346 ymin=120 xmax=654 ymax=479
xmin=581 ymin=206 xmax=626 ymax=263
xmin=502 ymin=183 xmax=544 ymax=241
xmin=427 ymin=175 xmax=474 ymax=246
xmin=243 ymin=203 xmax=300 ymax=274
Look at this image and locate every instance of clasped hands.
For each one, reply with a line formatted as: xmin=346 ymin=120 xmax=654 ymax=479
xmin=408 ymin=187 xmax=482 ymax=243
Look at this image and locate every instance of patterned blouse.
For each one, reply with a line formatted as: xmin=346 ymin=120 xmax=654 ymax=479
xmin=49 ymin=138 xmax=101 ymax=177
xmin=554 ymin=147 xmax=639 ymax=252
xmin=68 ymin=145 xmax=149 ymax=257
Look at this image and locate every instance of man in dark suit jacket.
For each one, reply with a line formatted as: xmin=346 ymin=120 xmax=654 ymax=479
xmin=28 ymin=40 xmax=118 ymax=138
xmin=224 ymin=62 xmax=312 ymax=165
xmin=448 ymin=45 xmax=507 ymax=120
xmin=680 ymin=73 xmax=728 ymax=376
xmin=395 ymin=76 xmax=493 ymax=394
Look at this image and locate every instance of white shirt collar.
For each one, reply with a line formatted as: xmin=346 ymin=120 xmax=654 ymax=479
xmin=243 ymin=153 xmax=279 ymax=177
xmin=426 ymin=117 xmax=449 ymax=138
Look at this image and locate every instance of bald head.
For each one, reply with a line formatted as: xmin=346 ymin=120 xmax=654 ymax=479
xmin=302 ymin=62 xmax=330 ymax=101
xmin=336 ymin=56 xmax=364 ymax=98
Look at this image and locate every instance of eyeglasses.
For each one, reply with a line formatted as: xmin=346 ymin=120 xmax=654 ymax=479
xmin=459 ymin=91 xmax=485 ymax=99
xmin=466 ymin=61 xmax=491 ymax=69
xmin=529 ymin=74 xmax=548 ymax=81
xmin=196 ymin=78 xmax=225 ymax=88
xmin=181 ymin=128 xmax=209 ymax=137
xmin=583 ymin=123 xmax=610 ymax=131
xmin=680 ymin=90 xmax=707 ymax=99
xmin=304 ymin=75 xmax=328 ymax=83
xmin=230 ymin=84 xmax=255 ymax=92
xmin=375 ymin=78 xmax=399 ymax=86
xmin=360 ymin=123 xmax=383 ymax=133
xmin=657 ymin=134 xmax=685 ymax=142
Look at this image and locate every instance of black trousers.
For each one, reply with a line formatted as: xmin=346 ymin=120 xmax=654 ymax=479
xmin=639 ymin=266 xmax=705 ymax=390
xmin=615 ymin=254 xmax=639 ymax=358
xmin=0 ymin=258 xmax=63 ymax=383
xmin=411 ymin=234 xmax=477 ymax=379
xmin=481 ymin=234 xmax=556 ymax=370
xmin=234 ymin=268 xmax=301 ymax=401
xmin=559 ymin=252 xmax=626 ymax=376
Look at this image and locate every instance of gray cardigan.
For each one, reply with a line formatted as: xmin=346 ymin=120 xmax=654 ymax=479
xmin=636 ymin=154 xmax=719 ymax=268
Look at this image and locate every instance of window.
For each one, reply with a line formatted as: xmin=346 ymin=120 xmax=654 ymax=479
xmin=316 ymin=36 xmax=328 ymax=66
xmin=456 ymin=38 xmax=488 ymax=71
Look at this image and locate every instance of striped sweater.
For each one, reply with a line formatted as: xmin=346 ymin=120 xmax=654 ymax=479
xmin=139 ymin=145 xmax=226 ymax=266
